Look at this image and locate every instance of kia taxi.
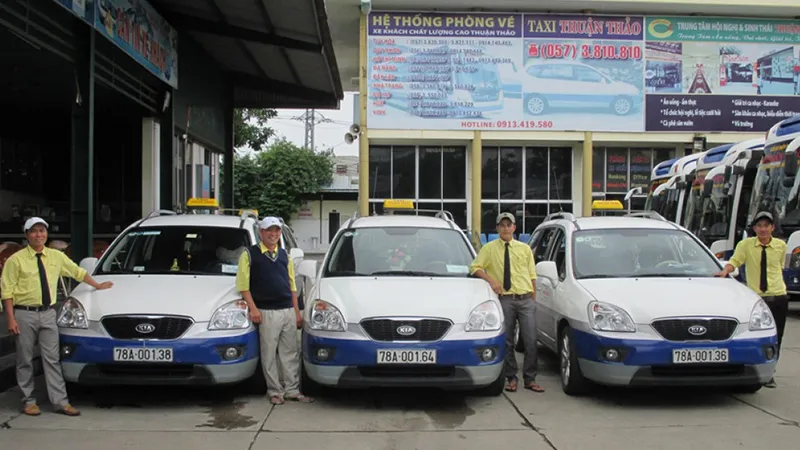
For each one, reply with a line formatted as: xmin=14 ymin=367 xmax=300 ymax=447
xmin=301 ymin=200 xmax=506 ymax=395
xmin=56 ymin=206 xmax=316 ymax=390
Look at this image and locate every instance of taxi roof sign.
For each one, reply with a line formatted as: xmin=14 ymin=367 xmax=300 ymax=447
xmin=187 ymin=197 xmax=219 ymax=208
xmin=592 ymin=200 xmax=624 ymax=210
xmin=383 ymin=199 xmax=414 ymax=209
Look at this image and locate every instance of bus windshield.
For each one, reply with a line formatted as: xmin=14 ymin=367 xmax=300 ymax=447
xmin=747 ymin=142 xmax=789 ymax=237
xmin=683 ymin=180 xmax=705 ymax=234
xmin=697 ymin=173 xmax=731 ymax=245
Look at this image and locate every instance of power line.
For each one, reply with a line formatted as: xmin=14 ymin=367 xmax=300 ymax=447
xmin=291 ymin=109 xmax=334 ymax=150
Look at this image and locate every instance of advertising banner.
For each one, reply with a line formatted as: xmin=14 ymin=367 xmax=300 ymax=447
xmin=94 ymin=0 xmax=178 ymax=88
xmin=54 ymin=0 xmax=93 ymax=23
xmin=644 ymin=16 xmax=800 ymax=132
xmin=366 ymin=12 xmax=800 ymax=133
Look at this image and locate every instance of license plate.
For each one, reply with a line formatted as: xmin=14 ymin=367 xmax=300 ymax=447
xmin=113 ymin=347 xmax=174 ymax=362
xmin=376 ymin=349 xmax=437 ymax=364
xmin=672 ymin=348 xmax=729 ymax=364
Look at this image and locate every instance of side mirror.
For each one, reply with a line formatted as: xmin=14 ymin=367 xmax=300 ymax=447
xmin=297 ymin=259 xmax=317 ymax=282
xmin=785 ymin=152 xmax=798 ymax=177
xmin=289 ymin=248 xmax=305 ymax=260
xmin=723 ymin=166 xmax=732 ymax=184
xmin=536 ymin=261 xmax=559 ymax=285
xmin=702 ymin=179 xmax=713 ymax=197
xmin=709 ymin=240 xmax=727 ymax=259
xmin=719 ymin=261 xmax=739 ymax=278
xmin=80 ymin=257 xmax=98 ymax=274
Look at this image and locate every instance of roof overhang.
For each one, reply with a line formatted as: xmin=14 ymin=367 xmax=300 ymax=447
xmin=150 ymin=0 xmax=344 ymax=109
xmin=328 ymin=0 xmax=800 ymax=86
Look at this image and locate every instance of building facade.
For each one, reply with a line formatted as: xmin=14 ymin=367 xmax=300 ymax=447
xmin=327 ymin=1 xmax=800 ymax=245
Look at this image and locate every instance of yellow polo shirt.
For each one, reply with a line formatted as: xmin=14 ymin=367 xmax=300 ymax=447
xmin=235 ymin=243 xmax=296 ymax=293
xmin=728 ymin=236 xmax=787 ymax=297
xmin=0 ymin=246 xmax=87 ymax=310
xmin=469 ymin=238 xmax=536 ymax=295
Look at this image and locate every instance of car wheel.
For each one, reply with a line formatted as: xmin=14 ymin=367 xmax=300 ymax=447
xmin=611 ymin=96 xmax=632 ymax=115
xmin=242 ymin=360 xmax=267 ymax=395
xmin=525 ymin=94 xmax=547 ymax=115
xmin=475 ymin=370 xmax=506 ymax=396
xmin=300 ymin=359 xmax=324 ymax=397
xmin=559 ymin=325 xmax=591 ymax=396
xmin=731 ymin=384 xmax=763 ymax=394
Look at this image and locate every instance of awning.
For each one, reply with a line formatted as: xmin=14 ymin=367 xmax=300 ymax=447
xmin=150 ymin=0 xmax=343 ymax=109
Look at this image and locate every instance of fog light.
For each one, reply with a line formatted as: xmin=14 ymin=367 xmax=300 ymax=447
xmin=316 ymin=348 xmax=330 ymax=361
xmin=217 ymin=346 xmax=243 ymax=361
xmin=604 ymin=349 xmax=620 ymax=362
xmin=480 ymin=348 xmax=496 ymax=362
xmin=793 ymin=277 xmax=799 ymax=284
xmin=60 ymin=344 xmax=75 ymax=358
xmin=765 ymin=346 xmax=776 ymax=360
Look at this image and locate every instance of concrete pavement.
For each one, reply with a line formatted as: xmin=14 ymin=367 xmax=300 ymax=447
xmin=1 ymin=306 xmax=799 ymax=449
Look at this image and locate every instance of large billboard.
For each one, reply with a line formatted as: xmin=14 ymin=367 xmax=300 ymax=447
xmin=366 ymin=12 xmax=800 ymax=133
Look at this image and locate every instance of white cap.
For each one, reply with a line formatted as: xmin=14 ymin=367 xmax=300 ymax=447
xmin=259 ymin=217 xmax=283 ymax=229
xmin=24 ymin=217 xmax=49 ymax=232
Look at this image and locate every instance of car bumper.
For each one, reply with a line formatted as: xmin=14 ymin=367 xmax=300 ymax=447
xmin=572 ymin=329 xmax=778 ymax=387
xmin=59 ymin=331 xmax=260 ymax=386
xmin=302 ymin=332 xmax=505 ymax=389
xmin=783 ymin=268 xmax=800 ymax=296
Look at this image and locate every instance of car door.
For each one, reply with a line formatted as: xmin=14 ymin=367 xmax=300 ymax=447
xmin=543 ymin=229 xmax=569 ymax=347
xmin=532 ymin=227 xmax=559 ymax=347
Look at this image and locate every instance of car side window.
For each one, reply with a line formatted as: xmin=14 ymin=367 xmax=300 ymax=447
xmin=550 ymin=230 xmax=567 ymax=281
xmin=528 ymin=229 xmax=543 ymax=251
xmin=533 ymin=228 xmax=557 ymax=262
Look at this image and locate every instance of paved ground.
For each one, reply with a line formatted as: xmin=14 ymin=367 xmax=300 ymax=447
xmin=1 ymin=305 xmax=799 ymax=449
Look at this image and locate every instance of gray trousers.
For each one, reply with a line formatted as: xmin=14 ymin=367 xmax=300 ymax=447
xmin=258 ymin=308 xmax=301 ymax=398
xmin=15 ymin=308 xmax=69 ymax=407
xmin=501 ymin=296 xmax=538 ymax=383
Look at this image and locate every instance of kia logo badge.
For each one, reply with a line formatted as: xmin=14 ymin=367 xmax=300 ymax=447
xmin=396 ymin=325 xmax=416 ymax=336
xmin=135 ymin=323 xmax=155 ymax=334
xmin=687 ymin=325 xmax=707 ymax=336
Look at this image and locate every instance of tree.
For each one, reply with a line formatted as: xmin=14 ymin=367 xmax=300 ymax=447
xmin=234 ymin=108 xmax=277 ymax=152
xmin=232 ymin=139 xmax=334 ymax=222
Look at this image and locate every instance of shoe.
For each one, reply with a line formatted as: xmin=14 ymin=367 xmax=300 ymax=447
xmin=57 ymin=404 xmax=81 ymax=416
xmin=23 ymin=403 xmax=41 ymax=416
xmin=764 ymin=378 xmax=777 ymax=388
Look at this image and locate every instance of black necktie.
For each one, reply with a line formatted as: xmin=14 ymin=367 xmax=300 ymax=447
xmin=760 ymin=245 xmax=768 ymax=293
xmin=36 ymin=253 xmax=52 ymax=307
xmin=503 ymin=242 xmax=512 ymax=291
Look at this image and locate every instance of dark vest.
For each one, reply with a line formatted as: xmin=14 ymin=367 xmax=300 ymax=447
xmin=248 ymin=245 xmax=293 ymax=310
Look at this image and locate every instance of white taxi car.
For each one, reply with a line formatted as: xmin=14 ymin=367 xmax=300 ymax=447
xmin=56 ymin=207 xmax=316 ymax=391
xmin=301 ymin=200 xmax=506 ymax=395
xmin=527 ymin=211 xmax=778 ymax=395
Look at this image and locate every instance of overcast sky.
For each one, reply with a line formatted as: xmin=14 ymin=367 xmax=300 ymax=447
xmin=268 ymin=92 xmax=359 ymax=156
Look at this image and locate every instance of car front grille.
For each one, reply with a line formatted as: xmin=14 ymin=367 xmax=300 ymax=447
xmin=360 ymin=318 xmax=452 ymax=342
xmin=651 ymin=318 xmax=738 ymax=342
xmin=101 ymin=316 xmax=193 ymax=340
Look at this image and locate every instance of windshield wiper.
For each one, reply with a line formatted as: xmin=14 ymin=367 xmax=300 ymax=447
xmin=576 ymin=274 xmax=618 ymax=279
xmin=370 ymin=270 xmax=441 ymax=277
xmin=635 ymin=273 xmax=711 ymax=278
xmin=326 ymin=270 xmax=369 ymax=277
xmin=144 ymin=270 xmax=219 ymax=275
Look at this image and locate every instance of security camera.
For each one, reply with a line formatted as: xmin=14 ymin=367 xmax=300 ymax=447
xmin=360 ymin=0 xmax=371 ymax=15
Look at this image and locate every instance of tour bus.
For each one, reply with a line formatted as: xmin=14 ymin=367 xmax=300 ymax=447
xmin=683 ymin=143 xmax=735 ymax=236
xmin=747 ymin=114 xmax=800 ymax=299
xmin=695 ymin=138 xmax=765 ymax=259
xmin=641 ymin=157 xmax=678 ymax=210
xmin=645 ymin=151 xmax=707 ymax=226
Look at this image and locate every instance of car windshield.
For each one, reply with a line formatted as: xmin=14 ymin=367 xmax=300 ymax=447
xmin=324 ymin=226 xmax=475 ymax=277
xmin=96 ymin=226 xmax=251 ymax=276
xmin=573 ymin=228 xmax=721 ymax=279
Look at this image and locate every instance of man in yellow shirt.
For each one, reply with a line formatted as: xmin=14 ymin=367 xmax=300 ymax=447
xmin=715 ymin=211 xmax=787 ymax=388
xmin=1 ymin=217 xmax=113 ymax=416
xmin=470 ymin=213 xmax=542 ymax=393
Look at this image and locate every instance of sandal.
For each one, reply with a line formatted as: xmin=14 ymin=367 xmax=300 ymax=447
xmin=270 ymin=396 xmax=285 ymax=405
xmin=505 ymin=377 xmax=518 ymax=392
xmin=286 ymin=394 xmax=314 ymax=403
xmin=525 ymin=382 xmax=545 ymax=393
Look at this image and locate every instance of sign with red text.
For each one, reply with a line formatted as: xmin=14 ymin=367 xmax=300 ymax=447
xmin=94 ymin=0 xmax=178 ymax=88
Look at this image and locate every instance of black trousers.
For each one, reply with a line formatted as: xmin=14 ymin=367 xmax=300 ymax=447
xmin=762 ymin=295 xmax=789 ymax=356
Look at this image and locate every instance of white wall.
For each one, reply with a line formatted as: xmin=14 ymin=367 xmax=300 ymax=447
xmin=141 ymin=118 xmax=160 ymax=215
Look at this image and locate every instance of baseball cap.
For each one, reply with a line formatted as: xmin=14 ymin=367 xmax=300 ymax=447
xmin=259 ymin=216 xmax=283 ymax=229
xmin=23 ymin=217 xmax=48 ymax=232
xmin=496 ymin=212 xmax=516 ymax=224
xmin=752 ymin=211 xmax=774 ymax=225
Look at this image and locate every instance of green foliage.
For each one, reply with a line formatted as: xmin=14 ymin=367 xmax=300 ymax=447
xmin=234 ymin=108 xmax=277 ymax=152
xmin=232 ymin=139 xmax=334 ymax=222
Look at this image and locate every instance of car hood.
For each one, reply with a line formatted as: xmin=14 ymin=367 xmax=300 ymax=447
xmin=316 ymin=277 xmax=495 ymax=323
xmin=70 ymin=275 xmax=239 ymax=321
xmin=576 ymin=277 xmax=759 ymax=323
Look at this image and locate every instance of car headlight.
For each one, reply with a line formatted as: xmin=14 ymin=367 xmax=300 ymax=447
xmin=309 ymin=300 xmax=346 ymax=332
xmin=57 ymin=298 xmax=88 ymax=329
xmin=587 ymin=301 xmax=636 ymax=332
xmin=465 ymin=300 xmax=502 ymax=332
xmin=208 ymin=300 xmax=250 ymax=330
xmin=789 ymin=247 xmax=800 ymax=269
xmin=749 ymin=299 xmax=775 ymax=331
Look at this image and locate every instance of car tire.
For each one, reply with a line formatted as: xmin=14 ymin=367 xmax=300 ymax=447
xmin=525 ymin=94 xmax=547 ymax=115
xmin=559 ymin=325 xmax=591 ymax=396
xmin=242 ymin=360 xmax=268 ymax=395
xmin=300 ymin=359 xmax=324 ymax=397
xmin=731 ymin=384 xmax=763 ymax=394
xmin=611 ymin=96 xmax=633 ymax=115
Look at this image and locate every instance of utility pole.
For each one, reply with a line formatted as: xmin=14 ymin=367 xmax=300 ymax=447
xmin=293 ymin=109 xmax=333 ymax=150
